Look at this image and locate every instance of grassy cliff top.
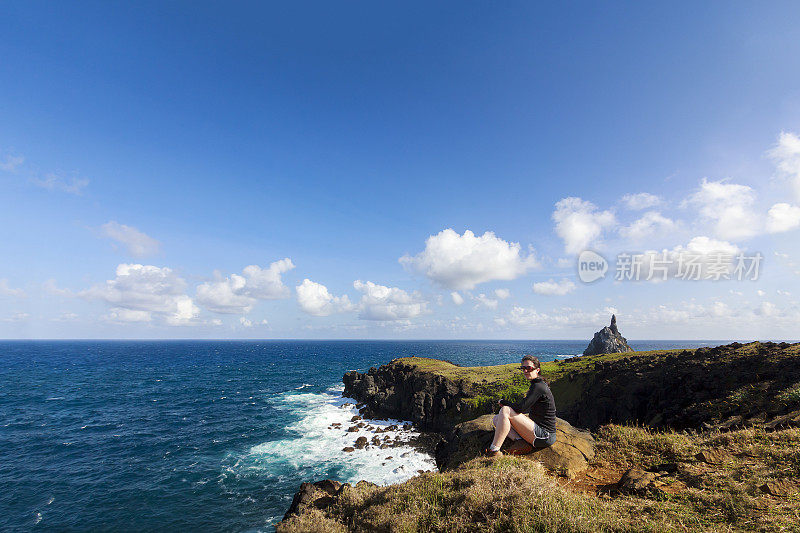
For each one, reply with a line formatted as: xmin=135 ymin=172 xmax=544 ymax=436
xmin=393 ymin=341 xmax=783 ymax=384
xmin=391 ymin=342 xmax=800 ymax=419
xmin=391 ymin=347 xmax=703 ymax=395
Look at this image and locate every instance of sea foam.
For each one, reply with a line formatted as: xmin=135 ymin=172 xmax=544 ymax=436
xmin=225 ymin=386 xmax=436 ymax=488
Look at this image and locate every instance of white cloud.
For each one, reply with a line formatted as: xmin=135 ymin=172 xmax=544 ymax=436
xmin=0 ymin=154 xmax=24 ymax=172
xmin=53 ymin=312 xmax=79 ymax=322
xmin=239 ymin=317 xmax=268 ymax=328
xmin=619 ymin=211 xmax=676 ymax=241
xmin=474 ymin=293 xmax=498 ymax=309
xmin=3 ymin=312 xmax=30 ymax=322
xmin=757 ymin=301 xmax=777 ymax=317
xmin=621 ymin=192 xmax=661 ymax=210
xmin=757 ymin=289 xmax=766 ymax=297
xmin=32 ymin=172 xmax=89 ymax=195
xmin=683 ymin=179 xmax=759 ymax=240
xmin=676 ymin=236 xmax=740 ymax=256
xmin=532 ymin=278 xmax=576 ymax=296
xmin=766 ymin=203 xmax=800 ymax=233
xmin=296 ymin=279 xmax=353 ymax=317
xmin=42 ymin=279 xmax=73 ymax=296
xmin=101 ymin=221 xmax=161 ymax=257
xmin=552 ymin=197 xmax=616 ymax=254
xmin=400 ymin=229 xmax=538 ymax=290
xmin=241 ymin=260 xmax=295 ymax=298
xmin=105 ymin=308 xmax=152 ymax=323
xmin=500 ymin=305 xmax=615 ymax=329
xmin=353 ymin=280 xmax=427 ymax=321
xmin=196 ymin=273 xmax=254 ymax=314
xmin=196 ymin=259 xmax=294 ymax=314
xmin=450 ymin=292 xmax=464 ymax=305
xmin=709 ymin=301 xmax=731 ymax=317
xmin=0 ymin=279 xmax=25 ymax=297
xmin=768 ymin=131 xmax=800 ymax=202
xmin=494 ymin=288 xmax=510 ymax=300
xmin=80 ymin=263 xmax=199 ymax=325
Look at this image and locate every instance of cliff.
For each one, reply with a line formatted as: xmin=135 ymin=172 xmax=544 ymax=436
xmin=342 ymin=358 xmax=522 ymax=431
xmin=344 ymin=341 xmax=800 ymax=433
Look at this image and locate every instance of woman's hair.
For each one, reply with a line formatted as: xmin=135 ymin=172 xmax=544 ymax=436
xmin=521 ymin=354 xmax=540 ymax=369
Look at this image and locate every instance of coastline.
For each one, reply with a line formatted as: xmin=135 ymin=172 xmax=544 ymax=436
xmin=278 ymin=341 xmax=800 ymax=532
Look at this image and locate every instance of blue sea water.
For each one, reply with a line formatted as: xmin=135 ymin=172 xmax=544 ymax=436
xmin=0 ymin=340 xmax=718 ymax=531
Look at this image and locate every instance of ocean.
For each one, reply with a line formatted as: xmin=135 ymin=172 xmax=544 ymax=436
xmin=0 ymin=340 xmax=718 ymax=531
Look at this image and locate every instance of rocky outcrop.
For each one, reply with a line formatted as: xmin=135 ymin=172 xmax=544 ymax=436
xmin=583 ymin=314 xmax=634 ymax=356
xmin=434 ymin=415 xmax=596 ymax=478
xmin=282 ymin=480 xmax=342 ymax=521
xmin=343 ymin=361 xmax=483 ymax=431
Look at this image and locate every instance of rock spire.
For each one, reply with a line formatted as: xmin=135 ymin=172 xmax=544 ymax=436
xmin=583 ymin=314 xmax=634 ymax=356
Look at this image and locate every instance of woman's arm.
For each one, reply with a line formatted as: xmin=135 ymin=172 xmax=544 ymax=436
xmin=500 ymin=387 xmax=544 ymax=414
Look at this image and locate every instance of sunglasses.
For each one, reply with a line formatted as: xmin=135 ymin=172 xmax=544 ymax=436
xmin=519 ymin=366 xmax=537 ymax=372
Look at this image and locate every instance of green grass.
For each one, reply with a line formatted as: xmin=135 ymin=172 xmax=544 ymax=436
xmin=776 ymin=381 xmax=800 ymax=405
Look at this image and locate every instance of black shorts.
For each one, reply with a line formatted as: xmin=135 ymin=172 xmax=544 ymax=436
xmin=532 ymin=420 xmax=557 ymax=448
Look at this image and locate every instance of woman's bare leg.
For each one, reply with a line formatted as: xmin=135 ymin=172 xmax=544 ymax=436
xmin=507 ymin=411 xmax=539 ymax=444
xmin=490 ymin=406 xmax=515 ymax=449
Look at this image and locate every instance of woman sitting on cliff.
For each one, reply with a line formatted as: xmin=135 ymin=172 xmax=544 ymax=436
xmin=484 ymin=355 xmax=557 ymax=457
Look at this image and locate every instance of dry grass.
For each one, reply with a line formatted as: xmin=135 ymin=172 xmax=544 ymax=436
xmin=278 ymin=425 xmax=800 ymax=533
xmin=593 ymin=424 xmax=800 ymax=531
xmin=279 ymin=457 xmax=660 ymax=533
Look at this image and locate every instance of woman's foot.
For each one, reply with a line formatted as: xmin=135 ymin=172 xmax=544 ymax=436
xmin=505 ymin=440 xmax=534 ymax=455
xmin=483 ymin=446 xmax=503 ymax=458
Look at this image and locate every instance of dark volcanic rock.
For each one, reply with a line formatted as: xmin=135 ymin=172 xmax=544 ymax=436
xmin=583 ymin=314 xmax=634 ymax=356
xmin=343 ymin=361 xmax=479 ymax=431
xmin=282 ymin=479 xmax=341 ymax=521
xmin=559 ymin=341 xmax=800 ymax=431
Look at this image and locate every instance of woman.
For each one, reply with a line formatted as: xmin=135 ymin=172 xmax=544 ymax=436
xmin=484 ymin=355 xmax=557 ymax=457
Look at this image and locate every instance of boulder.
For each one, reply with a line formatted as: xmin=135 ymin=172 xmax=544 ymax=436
xmin=282 ymin=479 xmax=341 ymax=521
xmin=435 ymin=414 xmax=595 ymax=478
xmin=583 ymin=315 xmax=634 ymax=356
xmin=695 ymin=449 xmax=729 ymax=464
xmin=354 ymin=436 xmax=368 ymax=449
xmin=616 ymin=468 xmax=658 ymax=495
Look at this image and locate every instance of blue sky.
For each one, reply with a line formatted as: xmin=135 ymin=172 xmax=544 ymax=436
xmin=2 ymin=2 xmax=800 ymax=339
